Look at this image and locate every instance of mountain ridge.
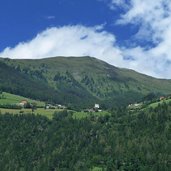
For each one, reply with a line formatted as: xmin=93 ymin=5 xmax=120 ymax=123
xmin=0 ymin=56 xmax=171 ymax=109
xmin=1 ymin=56 xmax=171 ymax=80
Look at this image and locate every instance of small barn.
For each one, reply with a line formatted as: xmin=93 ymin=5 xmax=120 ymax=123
xmin=160 ymin=96 xmax=165 ymax=101
xmin=19 ymin=100 xmax=29 ymax=108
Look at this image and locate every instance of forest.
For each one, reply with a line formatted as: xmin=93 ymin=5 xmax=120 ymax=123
xmin=0 ymin=102 xmax=170 ymax=171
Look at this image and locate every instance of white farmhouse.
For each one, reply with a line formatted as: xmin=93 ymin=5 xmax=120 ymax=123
xmin=94 ymin=104 xmax=100 ymax=109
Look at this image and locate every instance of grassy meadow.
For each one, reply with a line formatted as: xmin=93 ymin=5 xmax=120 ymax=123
xmin=0 ymin=92 xmax=45 ymax=107
xmin=0 ymin=108 xmax=63 ymax=119
xmin=72 ymin=110 xmax=110 ymax=119
xmin=0 ymin=107 xmax=110 ymax=120
xmin=0 ymin=92 xmax=61 ymax=119
xmin=148 ymin=98 xmax=171 ymax=108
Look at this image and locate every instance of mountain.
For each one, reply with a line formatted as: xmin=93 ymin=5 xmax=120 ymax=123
xmin=0 ymin=56 xmax=171 ymax=109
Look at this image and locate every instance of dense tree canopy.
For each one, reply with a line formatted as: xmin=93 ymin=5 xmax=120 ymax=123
xmin=0 ymin=102 xmax=170 ymax=170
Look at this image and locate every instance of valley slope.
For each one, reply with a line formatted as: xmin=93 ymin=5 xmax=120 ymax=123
xmin=0 ymin=56 xmax=171 ymax=109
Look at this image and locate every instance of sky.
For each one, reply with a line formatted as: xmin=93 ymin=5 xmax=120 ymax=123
xmin=0 ymin=0 xmax=171 ymax=79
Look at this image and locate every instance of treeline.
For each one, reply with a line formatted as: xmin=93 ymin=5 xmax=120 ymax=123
xmin=0 ymin=104 xmax=22 ymax=109
xmin=0 ymin=62 xmax=60 ymax=102
xmin=0 ymin=103 xmax=170 ymax=170
xmin=0 ymin=62 xmax=96 ymax=109
xmin=0 ymin=59 xmax=160 ymax=110
xmin=53 ymin=72 xmax=98 ymax=110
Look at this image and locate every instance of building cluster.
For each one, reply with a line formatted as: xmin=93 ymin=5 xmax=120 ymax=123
xmin=84 ymin=103 xmax=102 ymax=112
xmin=17 ymin=100 xmax=67 ymax=110
xmin=128 ymin=103 xmax=142 ymax=109
xmin=45 ymin=104 xmax=67 ymax=110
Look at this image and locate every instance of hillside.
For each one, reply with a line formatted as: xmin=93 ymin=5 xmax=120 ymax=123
xmin=0 ymin=56 xmax=171 ymax=108
xmin=0 ymin=92 xmax=45 ymax=107
xmin=0 ymin=102 xmax=170 ymax=170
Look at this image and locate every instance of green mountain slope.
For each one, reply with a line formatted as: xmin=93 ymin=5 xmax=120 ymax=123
xmin=0 ymin=92 xmax=45 ymax=106
xmin=0 ymin=56 xmax=171 ymax=108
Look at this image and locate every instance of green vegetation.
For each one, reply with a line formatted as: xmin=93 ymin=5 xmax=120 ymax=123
xmin=0 ymin=57 xmax=171 ymax=109
xmin=0 ymin=92 xmax=45 ymax=106
xmin=91 ymin=167 xmax=104 ymax=171
xmin=0 ymin=102 xmax=170 ymax=170
xmin=73 ymin=111 xmax=110 ymax=119
xmin=0 ymin=56 xmax=170 ymax=170
xmin=0 ymin=108 xmax=63 ymax=119
xmin=0 ymin=107 xmax=110 ymax=120
xmin=149 ymin=98 xmax=171 ymax=108
xmin=0 ymin=61 xmax=65 ymax=107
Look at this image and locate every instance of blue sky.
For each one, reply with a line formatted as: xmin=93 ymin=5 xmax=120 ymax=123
xmin=0 ymin=0 xmax=135 ymax=49
xmin=0 ymin=0 xmax=171 ymax=78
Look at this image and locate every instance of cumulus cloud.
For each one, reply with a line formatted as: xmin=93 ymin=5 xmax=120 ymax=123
xmin=110 ymin=0 xmax=171 ymax=78
xmin=116 ymin=0 xmax=171 ymax=41
xmin=0 ymin=25 xmax=125 ymax=66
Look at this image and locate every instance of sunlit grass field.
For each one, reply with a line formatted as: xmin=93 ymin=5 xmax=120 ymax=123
xmin=0 ymin=108 xmax=63 ymax=119
xmin=0 ymin=92 xmax=111 ymax=119
xmin=0 ymin=92 xmax=45 ymax=107
xmin=0 ymin=107 xmax=110 ymax=120
xmin=72 ymin=110 xmax=111 ymax=119
xmin=148 ymin=98 xmax=171 ymax=108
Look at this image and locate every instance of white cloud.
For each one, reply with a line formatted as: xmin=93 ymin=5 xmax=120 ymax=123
xmin=109 ymin=0 xmax=129 ymax=10
xmin=110 ymin=0 xmax=171 ymax=78
xmin=46 ymin=16 xmax=56 ymax=20
xmin=116 ymin=0 xmax=171 ymax=42
xmin=0 ymin=25 xmax=125 ymax=66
